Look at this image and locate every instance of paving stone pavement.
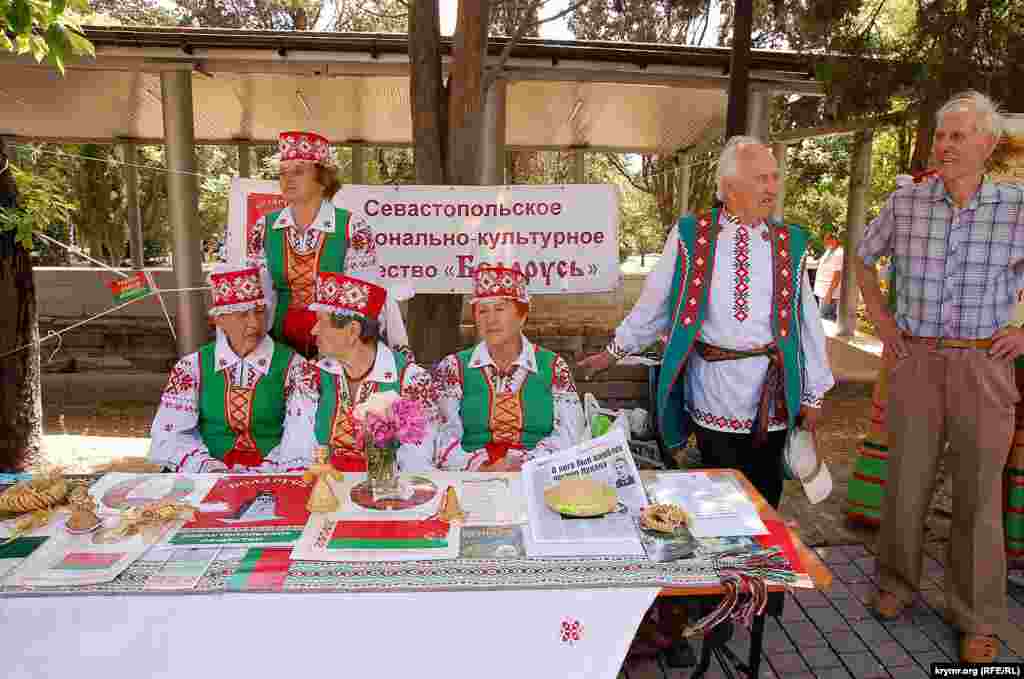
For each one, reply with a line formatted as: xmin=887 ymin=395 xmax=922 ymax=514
xmin=621 ymin=545 xmax=1024 ymax=678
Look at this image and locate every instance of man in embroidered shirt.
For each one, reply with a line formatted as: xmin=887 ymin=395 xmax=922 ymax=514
xmin=434 ymin=264 xmax=585 ymax=471
xmin=149 ymin=263 xmax=317 ymax=473
xmin=580 ymin=136 xmax=834 ymax=509
xmin=856 ymin=91 xmax=1024 ymax=664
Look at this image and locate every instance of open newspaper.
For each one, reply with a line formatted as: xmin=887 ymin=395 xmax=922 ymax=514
xmin=522 ymin=428 xmax=647 ymax=558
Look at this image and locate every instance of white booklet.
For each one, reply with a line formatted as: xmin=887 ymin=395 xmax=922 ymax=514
xmin=648 ymin=472 xmax=767 ymax=538
xmin=7 ymin=516 xmax=172 ymax=588
xmin=522 ymin=428 xmax=647 ymax=558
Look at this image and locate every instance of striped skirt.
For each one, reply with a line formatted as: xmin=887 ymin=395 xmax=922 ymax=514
xmin=846 ymin=357 xmax=1024 ymax=560
xmin=846 ymin=350 xmax=890 ymax=526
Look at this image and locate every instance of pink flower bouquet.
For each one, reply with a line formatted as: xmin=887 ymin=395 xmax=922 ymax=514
xmin=351 ymin=391 xmax=427 ymax=498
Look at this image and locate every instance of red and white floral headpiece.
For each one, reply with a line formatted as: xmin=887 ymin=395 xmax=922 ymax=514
xmin=310 ymin=272 xmax=387 ymax=322
xmin=277 ymin=130 xmax=336 ymax=168
xmin=470 ymin=264 xmax=530 ymax=306
xmin=208 ymin=264 xmax=265 ymax=317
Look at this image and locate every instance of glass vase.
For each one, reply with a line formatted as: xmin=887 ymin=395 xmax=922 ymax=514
xmin=366 ymin=444 xmax=403 ymax=502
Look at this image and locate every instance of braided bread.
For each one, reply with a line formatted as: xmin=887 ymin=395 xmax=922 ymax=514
xmin=640 ymin=503 xmax=689 ymax=533
xmin=0 ymin=476 xmax=68 ymax=514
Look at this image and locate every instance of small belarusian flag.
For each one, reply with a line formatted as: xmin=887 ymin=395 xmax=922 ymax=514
xmin=326 ymin=519 xmax=450 ymax=550
xmin=225 ymin=547 xmax=291 ymax=591
xmin=107 ymin=271 xmax=151 ymax=303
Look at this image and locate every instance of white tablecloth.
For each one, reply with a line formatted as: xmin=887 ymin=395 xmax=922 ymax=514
xmin=3 ymin=587 xmax=659 ymax=679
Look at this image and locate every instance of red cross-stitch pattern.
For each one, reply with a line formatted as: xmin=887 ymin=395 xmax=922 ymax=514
xmin=551 ymin=356 xmax=578 ymax=394
xmin=733 ymin=226 xmax=751 ymax=323
xmin=247 ymin=217 xmax=266 ymax=260
xmin=560 ymin=619 xmax=584 ymax=645
xmin=691 ymin=407 xmax=754 ymax=432
xmin=349 ymin=222 xmax=375 ymax=255
xmin=433 ymin=356 xmax=463 ymax=399
xmin=163 ymin=362 xmax=196 ymax=397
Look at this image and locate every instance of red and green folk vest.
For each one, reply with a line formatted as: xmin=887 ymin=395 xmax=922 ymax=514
xmin=457 ymin=346 xmax=556 ymax=452
xmin=197 ymin=341 xmax=296 ymax=465
xmin=315 ymin=349 xmax=408 ymax=453
xmin=263 ymin=207 xmax=352 ymax=340
xmin=655 ymin=208 xmax=810 ymax=449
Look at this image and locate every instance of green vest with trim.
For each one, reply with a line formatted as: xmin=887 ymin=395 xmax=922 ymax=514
xmin=263 ymin=206 xmax=351 ymax=339
xmin=457 ymin=346 xmax=556 ymax=452
xmin=655 ymin=208 xmax=809 ymax=449
xmin=197 ymin=341 xmax=296 ymax=460
xmin=315 ymin=348 xmax=408 ymax=446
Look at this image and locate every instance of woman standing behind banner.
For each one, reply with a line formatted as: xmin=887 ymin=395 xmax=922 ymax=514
xmin=247 ymin=130 xmax=410 ymax=360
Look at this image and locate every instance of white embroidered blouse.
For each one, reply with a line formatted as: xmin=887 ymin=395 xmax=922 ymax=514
xmin=148 ymin=332 xmax=319 ymax=473
xmin=433 ymin=336 xmax=585 ymax=470
xmin=262 ymin=342 xmax=444 ymax=473
xmin=246 ymin=199 xmax=410 ymax=353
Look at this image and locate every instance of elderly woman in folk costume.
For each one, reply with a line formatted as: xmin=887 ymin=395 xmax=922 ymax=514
xmin=247 ymin=130 xmax=410 ymax=360
xmin=149 ymin=264 xmax=317 ymax=473
xmin=434 ymin=264 xmax=585 ymax=471
xmin=262 ymin=272 xmax=441 ymax=473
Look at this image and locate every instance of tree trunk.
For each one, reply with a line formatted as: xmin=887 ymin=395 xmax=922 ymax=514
xmin=911 ymin=100 xmax=936 ymax=172
xmin=0 ymin=146 xmax=43 ymax=471
xmin=447 ymin=0 xmax=490 ymax=185
xmin=410 ymin=0 xmax=446 ymax=186
xmin=651 ymin=155 xmax=677 ymax=227
xmin=406 ymin=0 xmax=493 ymax=365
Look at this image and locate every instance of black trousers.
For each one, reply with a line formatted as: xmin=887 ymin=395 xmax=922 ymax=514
xmin=693 ymin=425 xmax=788 ymax=509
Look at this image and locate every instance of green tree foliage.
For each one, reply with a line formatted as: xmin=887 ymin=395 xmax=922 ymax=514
xmin=0 ymin=0 xmax=95 ymax=74
xmin=0 ymin=164 xmax=77 ymax=250
xmin=568 ymin=0 xmax=721 ymax=236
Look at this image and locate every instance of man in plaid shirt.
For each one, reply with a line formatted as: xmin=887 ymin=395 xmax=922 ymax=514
xmin=856 ymin=91 xmax=1024 ymax=664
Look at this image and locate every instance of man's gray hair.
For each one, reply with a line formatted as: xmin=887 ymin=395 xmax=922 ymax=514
xmin=716 ymin=135 xmax=768 ymax=201
xmin=936 ymin=91 xmax=1006 ymax=140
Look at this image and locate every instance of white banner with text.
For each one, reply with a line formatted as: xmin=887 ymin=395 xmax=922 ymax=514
xmin=227 ymin=180 xmax=621 ymax=294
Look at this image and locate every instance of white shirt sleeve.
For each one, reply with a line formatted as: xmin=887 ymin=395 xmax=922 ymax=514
xmin=343 ymin=212 xmax=378 ymax=278
xmin=529 ymin=355 xmax=585 ymax=460
xmin=396 ymin=364 xmax=442 ymax=472
xmin=148 ymin=354 xmax=228 ymax=473
xmin=382 ymin=295 xmax=412 ymax=361
xmin=432 ymin=354 xmax=489 ymax=472
xmin=611 ymin=228 xmax=680 ymax=357
xmin=799 ymin=269 xmax=835 ymax=408
xmin=263 ymin=355 xmax=320 ymax=472
xmin=259 ymin=260 xmax=277 ymax=334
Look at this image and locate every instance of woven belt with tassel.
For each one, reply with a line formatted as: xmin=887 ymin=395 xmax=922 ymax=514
xmin=693 ymin=341 xmax=787 ymax=446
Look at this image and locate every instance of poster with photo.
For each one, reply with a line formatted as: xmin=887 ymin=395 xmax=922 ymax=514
xmin=166 ymin=475 xmax=313 ymax=548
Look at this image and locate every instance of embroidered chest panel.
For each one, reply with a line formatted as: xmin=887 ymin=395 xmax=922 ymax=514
xmin=284 ymin=230 xmax=326 ymax=308
xmin=224 ymin=383 xmax=261 ymax=454
xmin=484 ymin=368 xmax=527 ymax=448
xmin=328 ymin=381 xmax=377 ymax=453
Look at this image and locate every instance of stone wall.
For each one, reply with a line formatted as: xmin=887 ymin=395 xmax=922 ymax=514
xmin=34 ymin=267 xmax=647 ymax=329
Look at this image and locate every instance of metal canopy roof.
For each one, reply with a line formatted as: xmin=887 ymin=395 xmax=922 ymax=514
xmin=0 ymin=26 xmax=826 ymax=153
